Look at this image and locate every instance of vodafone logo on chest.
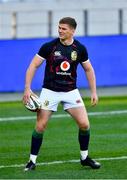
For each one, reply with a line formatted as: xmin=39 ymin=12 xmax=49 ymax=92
xmin=60 ymin=61 xmax=70 ymax=71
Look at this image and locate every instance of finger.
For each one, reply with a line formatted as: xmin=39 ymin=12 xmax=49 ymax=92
xmin=91 ymin=98 xmax=97 ymax=106
xmin=22 ymin=95 xmax=30 ymax=104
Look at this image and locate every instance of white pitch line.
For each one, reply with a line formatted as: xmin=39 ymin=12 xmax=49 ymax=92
xmin=0 ymin=156 xmax=127 ymax=169
xmin=0 ymin=110 xmax=127 ymax=122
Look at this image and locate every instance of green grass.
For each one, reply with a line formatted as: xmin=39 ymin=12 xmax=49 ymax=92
xmin=0 ymin=96 xmax=127 ymax=179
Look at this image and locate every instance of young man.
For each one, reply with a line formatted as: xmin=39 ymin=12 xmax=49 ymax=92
xmin=23 ymin=17 xmax=101 ymax=171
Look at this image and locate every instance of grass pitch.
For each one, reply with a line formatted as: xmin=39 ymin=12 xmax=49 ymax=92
xmin=0 ymin=96 xmax=127 ymax=179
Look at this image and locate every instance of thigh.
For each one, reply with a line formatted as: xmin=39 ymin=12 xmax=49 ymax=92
xmin=66 ymin=106 xmax=90 ymax=129
xmin=35 ymin=109 xmax=53 ymax=132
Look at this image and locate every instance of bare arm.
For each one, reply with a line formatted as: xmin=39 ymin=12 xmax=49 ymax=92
xmin=82 ymin=60 xmax=98 ymax=106
xmin=23 ymin=55 xmax=45 ymax=104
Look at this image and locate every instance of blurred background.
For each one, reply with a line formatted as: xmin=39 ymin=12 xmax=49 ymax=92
xmin=0 ymin=0 xmax=127 ymax=100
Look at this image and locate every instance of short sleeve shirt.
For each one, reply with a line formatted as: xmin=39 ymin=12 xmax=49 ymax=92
xmin=37 ymin=38 xmax=89 ymax=92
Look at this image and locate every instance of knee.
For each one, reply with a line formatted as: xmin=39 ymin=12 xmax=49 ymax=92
xmin=79 ymin=122 xmax=90 ymax=130
xmin=36 ymin=121 xmax=47 ymax=133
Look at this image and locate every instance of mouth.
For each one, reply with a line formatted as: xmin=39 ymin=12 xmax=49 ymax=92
xmin=59 ymin=33 xmax=63 ymax=36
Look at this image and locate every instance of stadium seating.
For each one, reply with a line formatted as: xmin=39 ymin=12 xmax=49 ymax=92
xmin=0 ymin=0 xmax=127 ymax=38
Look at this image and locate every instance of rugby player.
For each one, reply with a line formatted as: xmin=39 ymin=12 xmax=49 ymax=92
xmin=23 ymin=17 xmax=101 ymax=171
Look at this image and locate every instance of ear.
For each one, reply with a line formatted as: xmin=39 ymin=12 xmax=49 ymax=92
xmin=71 ymin=28 xmax=75 ymax=35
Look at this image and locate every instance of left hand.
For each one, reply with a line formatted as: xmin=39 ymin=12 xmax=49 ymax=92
xmin=91 ymin=93 xmax=98 ymax=106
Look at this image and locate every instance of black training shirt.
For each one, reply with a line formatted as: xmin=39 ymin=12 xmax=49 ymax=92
xmin=37 ymin=38 xmax=88 ymax=92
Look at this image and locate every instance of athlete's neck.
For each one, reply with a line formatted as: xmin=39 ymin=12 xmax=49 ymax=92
xmin=60 ymin=38 xmax=74 ymax=46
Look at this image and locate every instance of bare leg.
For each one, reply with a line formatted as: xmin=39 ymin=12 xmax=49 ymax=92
xmin=66 ymin=106 xmax=101 ymax=169
xmin=66 ymin=106 xmax=90 ymax=129
xmin=24 ymin=109 xmax=52 ymax=171
xmin=66 ymin=106 xmax=90 ymax=159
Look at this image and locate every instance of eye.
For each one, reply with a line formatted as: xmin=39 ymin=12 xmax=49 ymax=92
xmin=58 ymin=26 xmax=67 ymax=31
xmin=58 ymin=26 xmax=61 ymax=30
xmin=62 ymin=28 xmax=67 ymax=30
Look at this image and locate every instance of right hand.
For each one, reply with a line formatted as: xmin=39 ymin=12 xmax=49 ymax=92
xmin=22 ymin=88 xmax=32 ymax=105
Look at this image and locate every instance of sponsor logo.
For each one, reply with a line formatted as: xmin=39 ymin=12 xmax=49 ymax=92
xmin=43 ymin=100 xmax=49 ymax=106
xmin=54 ymin=51 xmax=61 ymax=56
xmin=71 ymin=51 xmax=77 ymax=61
xmin=56 ymin=72 xmax=71 ymax=75
xmin=76 ymin=99 xmax=81 ymax=104
xmin=60 ymin=61 xmax=70 ymax=71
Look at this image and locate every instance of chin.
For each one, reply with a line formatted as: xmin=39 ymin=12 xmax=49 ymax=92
xmin=59 ymin=35 xmax=64 ymax=39
xmin=60 ymin=37 xmax=65 ymax=41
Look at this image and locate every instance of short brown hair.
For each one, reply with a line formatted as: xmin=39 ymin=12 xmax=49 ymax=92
xmin=59 ymin=17 xmax=77 ymax=29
